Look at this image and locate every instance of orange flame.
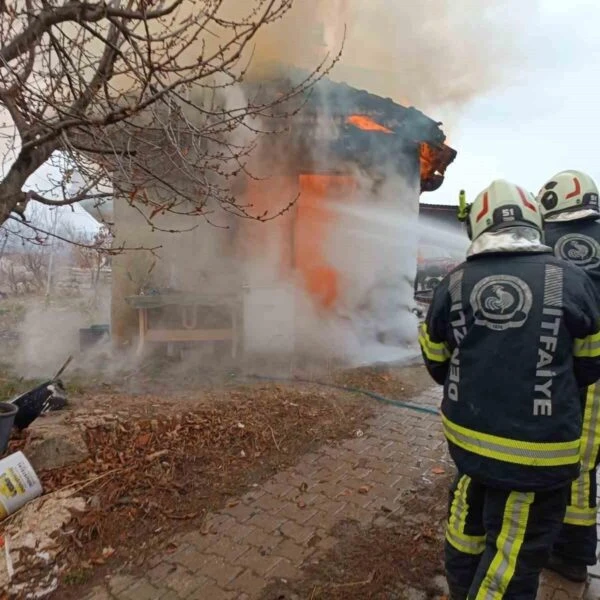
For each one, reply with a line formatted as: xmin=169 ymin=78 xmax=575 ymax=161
xmin=419 ymin=142 xmax=437 ymax=180
xmin=346 ymin=115 xmax=392 ymax=134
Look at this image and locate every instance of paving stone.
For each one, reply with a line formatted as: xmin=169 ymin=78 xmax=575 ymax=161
xmin=226 ymin=569 xmax=266 ymax=595
xmin=163 ymin=565 xmax=205 ymax=597
xmin=83 ymin=586 xmax=112 ymax=600
xmin=252 ymin=493 xmax=286 ymax=514
xmin=223 ymin=502 xmax=257 ymax=523
xmin=246 ymin=512 xmax=288 ymax=533
xmin=203 ymin=513 xmax=238 ymax=534
xmin=291 ymin=463 xmax=321 ymax=479
xmin=279 ymin=520 xmax=315 ymax=544
xmin=589 ymin=560 xmax=600 ymax=579
xmin=171 ymin=547 xmax=207 ymax=572
xmin=225 ymin=523 xmax=257 ymax=543
xmin=187 ymin=584 xmax=236 ymax=600
xmin=268 ymin=558 xmax=301 ymax=581
xmin=244 ymin=527 xmax=284 ymax=552
xmin=186 ymin=532 xmax=220 ymax=552
xmin=239 ymin=489 xmax=266 ymax=504
xmin=196 ymin=555 xmax=244 ymax=587
xmin=313 ymin=532 xmax=338 ymax=553
xmin=585 ymin=578 xmax=600 ymax=600
xmin=236 ymin=551 xmax=283 ymax=576
xmin=344 ymin=489 xmax=378 ymax=508
xmin=277 ymin=502 xmax=319 ymax=525
xmin=308 ymin=480 xmax=345 ymax=497
xmin=119 ymin=579 xmax=165 ymax=600
xmin=305 ymin=499 xmax=346 ymax=519
xmin=262 ymin=480 xmax=295 ymax=497
xmin=274 ymin=538 xmax=314 ymax=564
xmin=108 ymin=576 xmax=138 ymax=595
xmin=147 ymin=561 xmax=177 ymax=584
xmin=205 ymin=536 xmax=250 ymax=561
xmin=366 ymin=468 xmax=400 ymax=485
xmin=336 ymin=502 xmax=377 ymax=525
xmin=537 ymin=569 xmax=585 ymax=600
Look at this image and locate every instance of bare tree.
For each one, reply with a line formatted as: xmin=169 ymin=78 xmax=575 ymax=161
xmin=20 ymin=243 xmax=48 ymax=289
xmin=0 ymin=259 xmax=33 ymax=294
xmin=0 ymin=203 xmax=63 ymax=293
xmin=70 ymin=224 xmax=111 ymax=286
xmin=0 ymin=1 xmax=335 ymax=239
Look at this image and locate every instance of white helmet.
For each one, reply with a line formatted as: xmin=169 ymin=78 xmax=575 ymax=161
xmin=536 ymin=170 xmax=599 ymax=219
xmin=467 ymin=180 xmax=542 ymax=241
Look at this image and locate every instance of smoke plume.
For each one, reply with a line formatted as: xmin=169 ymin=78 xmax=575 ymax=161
xmin=247 ymin=0 xmax=538 ymax=119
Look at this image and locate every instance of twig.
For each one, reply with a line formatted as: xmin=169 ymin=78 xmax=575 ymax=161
xmin=4 ymin=534 xmax=13 ymax=581
xmin=71 ymin=467 xmax=132 ymax=495
xmin=268 ymin=424 xmax=280 ymax=451
xmin=164 ymin=511 xmax=199 ymax=520
xmin=145 ymin=449 xmax=169 ymax=462
xmin=53 ymin=355 xmax=73 ymax=380
xmin=329 ymin=571 xmax=376 ymax=588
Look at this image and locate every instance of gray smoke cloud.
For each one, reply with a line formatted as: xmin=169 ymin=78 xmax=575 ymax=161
xmin=246 ymin=0 xmax=539 ymax=125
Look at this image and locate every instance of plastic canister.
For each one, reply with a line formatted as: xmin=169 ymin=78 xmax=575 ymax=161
xmin=0 ymin=451 xmax=43 ymax=520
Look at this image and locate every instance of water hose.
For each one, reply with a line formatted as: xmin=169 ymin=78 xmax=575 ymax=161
xmin=248 ymin=375 xmax=440 ymax=416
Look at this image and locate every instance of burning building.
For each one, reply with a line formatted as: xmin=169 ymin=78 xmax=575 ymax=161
xmin=108 ymin=73 xmax=456 ymax=365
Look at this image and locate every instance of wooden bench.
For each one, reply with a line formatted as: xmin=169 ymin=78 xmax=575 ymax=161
xmin=126 ymin=294 xmax=240 ymax=358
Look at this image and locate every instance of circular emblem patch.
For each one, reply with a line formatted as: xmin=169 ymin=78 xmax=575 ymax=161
xmin=555 ymin=234 xmax=600 ymax=269
xmin=470 ymin=275 xmax=533 ymax=331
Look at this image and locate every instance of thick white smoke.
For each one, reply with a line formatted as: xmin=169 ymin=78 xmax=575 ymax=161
xmin=247 ymin=1 xmax=539 ymax=111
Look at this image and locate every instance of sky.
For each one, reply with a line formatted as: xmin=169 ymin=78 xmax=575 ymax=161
xmin=17 ymin=0 xmax=600 ymax=230
xmin=427 ymin=0 xmax=600 ymax=205
xmin=23 ymin=167 xmax=101 ymax=233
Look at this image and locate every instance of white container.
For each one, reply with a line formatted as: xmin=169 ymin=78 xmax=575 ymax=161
xmin=0 ymin=452 xmax=43 ymax=520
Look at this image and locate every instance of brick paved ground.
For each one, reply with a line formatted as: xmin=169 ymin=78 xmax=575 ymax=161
xmin=80 ymin=386 xmax=594 ymax=600
xmin=82 ymin=387 xmax=447 ymax=600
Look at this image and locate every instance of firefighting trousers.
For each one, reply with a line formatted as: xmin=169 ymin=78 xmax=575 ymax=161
xmin=445 ymin=473 xmax=569 ymax=600
xmin=553 ymin=383 xmax=600 ymax=566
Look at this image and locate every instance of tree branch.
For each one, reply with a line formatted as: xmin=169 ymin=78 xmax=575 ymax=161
xmin=1 ymin=0 xmax=186 ymax=64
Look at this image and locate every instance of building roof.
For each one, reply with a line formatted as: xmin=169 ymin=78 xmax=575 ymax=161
xmin=245 ymin=70 xmax=457 ymax=193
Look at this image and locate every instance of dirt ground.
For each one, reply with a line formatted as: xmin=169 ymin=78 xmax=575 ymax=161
xmin=261 ymin=474 xmax=451 ymax=600
xmin=0 ymin=361 xmax=435 ymax=599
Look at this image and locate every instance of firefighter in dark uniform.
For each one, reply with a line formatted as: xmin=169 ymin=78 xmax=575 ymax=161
xmin=536 ymin=170 xmax=600 ymax=582
xmin=419 ymin=179 xmax=600 ymax=599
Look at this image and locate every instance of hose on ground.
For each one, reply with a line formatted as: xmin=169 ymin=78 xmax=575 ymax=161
xmin=247 ymin=375 xmax=440 ymax=416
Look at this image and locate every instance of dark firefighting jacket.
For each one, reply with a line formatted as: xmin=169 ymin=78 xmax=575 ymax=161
xmin=545 ymin=217 xmax=600 ymax=525
xmin=545 ymin=218 xmax=600 ymax=294
xmin=419 ymin=250 xmax=600 ymax=491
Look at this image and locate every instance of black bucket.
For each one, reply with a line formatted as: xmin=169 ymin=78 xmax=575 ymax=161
xmin=0 ymin=402 xmax=18 ymax=454
xmin=79 ymin=324 xmax=110 ymax=352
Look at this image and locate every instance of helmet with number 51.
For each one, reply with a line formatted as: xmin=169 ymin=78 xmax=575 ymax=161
xmin=467 ymin=179 xmax=543 ymax=241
